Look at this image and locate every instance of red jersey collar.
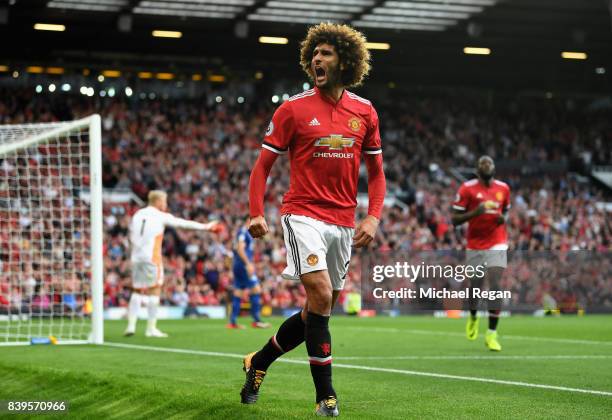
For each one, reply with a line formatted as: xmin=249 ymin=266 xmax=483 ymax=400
xmin=478 ymin=177 xmax=495 ymax=188
xmin=315 ymin=86 xmax=346 ymax=106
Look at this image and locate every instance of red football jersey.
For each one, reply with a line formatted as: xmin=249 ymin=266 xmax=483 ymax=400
xmin=452 ymin=178 xmax=511 ymax=250
xmin=262 ymin=87 xmax=382 ymax=227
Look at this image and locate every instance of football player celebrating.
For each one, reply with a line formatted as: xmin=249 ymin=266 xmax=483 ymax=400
xmin=241 ymin=23 xmax=386 ymax=416
xmin=452 ymin=156 xmax=511 ymax=351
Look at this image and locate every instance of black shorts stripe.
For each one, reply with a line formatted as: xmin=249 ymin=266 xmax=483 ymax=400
xmin=283 ymin=215 xmax=297 ymax=275
xmin=282 ymin=216 xmax=292 ymax=274
xmin=288 ymin=215 xmax=301 ymax=276
xmin=342 ymin=260 xmax=350 ymax=280
xmin=263 ymin=141 xmax=288 ymax=153
xmin=284 ymin=215 xmax=300 ymax=276
xmin=286 ymin=215 xmax=300 ymax=276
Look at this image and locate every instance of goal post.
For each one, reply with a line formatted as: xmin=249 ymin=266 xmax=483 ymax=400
xmin=0 ymin=115 xmax=104 ymax=345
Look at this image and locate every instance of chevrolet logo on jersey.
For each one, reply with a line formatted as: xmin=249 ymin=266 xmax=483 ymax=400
xmin=315 ymin=135 xmax=355 ymax=150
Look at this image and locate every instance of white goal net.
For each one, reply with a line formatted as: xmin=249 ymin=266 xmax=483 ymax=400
xmin=0 ymin=115 xmax=103 ymax=345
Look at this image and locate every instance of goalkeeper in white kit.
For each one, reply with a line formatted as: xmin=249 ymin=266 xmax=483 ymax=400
xmin=125 ymin=190 xmax=220 ymax=337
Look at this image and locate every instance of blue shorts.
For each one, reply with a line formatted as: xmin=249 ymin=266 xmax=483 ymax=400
xmin=233 ymin=265 xmax=258 ymax=290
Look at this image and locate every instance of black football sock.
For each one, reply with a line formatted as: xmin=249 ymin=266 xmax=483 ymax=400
xmin=468 ymin=275 xmax=483 ymax=319
xmin=251 ymin=311 xmax=305 ymax=371
xmin=468 ymin=288 xmax=479 ymax=319
xmin=488 ymin=310 xmax=500 ymax=330
xmin=306 ymin=312 xmax=335 ymax=402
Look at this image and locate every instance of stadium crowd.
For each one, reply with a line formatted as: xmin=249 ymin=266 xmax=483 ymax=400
xmin=1 ymin=88 xmax=611 ymax=312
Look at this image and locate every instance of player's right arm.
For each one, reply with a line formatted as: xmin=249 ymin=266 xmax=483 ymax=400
xmin=248 ymin=150 xmax=277 ymax=238
xmin=496 ymin=184 xmax=511 ymax=225
xmin=248 ymin=102 xmax=295 ymax=238
xmin=451 ymin=183 xmax=485 ymax=226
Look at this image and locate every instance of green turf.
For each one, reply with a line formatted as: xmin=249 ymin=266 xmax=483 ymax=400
xmin=1 ymin=315 xmax=611 ymax=419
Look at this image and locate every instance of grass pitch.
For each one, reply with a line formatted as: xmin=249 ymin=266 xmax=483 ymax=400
xmin=1 ymin=315 xmax=611 ymax=419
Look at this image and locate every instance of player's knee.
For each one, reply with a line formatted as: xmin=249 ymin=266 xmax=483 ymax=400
xmin=487 ymin=266 xmax=504 ymax=288
xmin=301 ymin=271 xmax=332 ymax=313
xmin=251 ymin=285 xmax=261 ymax=294
xmin=307 ymin=285 xmax=332 ymax=314
xmin=311 ymin=278 xmax=332 ymax=298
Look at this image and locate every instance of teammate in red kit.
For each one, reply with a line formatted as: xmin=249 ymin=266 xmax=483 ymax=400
xmin=452 ymin=155 xmax=510 ymax=351
xmin=240 ymin=23 xmax=386 ymax=416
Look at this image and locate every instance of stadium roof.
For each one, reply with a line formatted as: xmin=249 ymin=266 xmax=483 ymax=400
xmin=40 ymin=0 xmax=503 ymax=31
xmin=2 ymin=0 xmax=611 ymax=91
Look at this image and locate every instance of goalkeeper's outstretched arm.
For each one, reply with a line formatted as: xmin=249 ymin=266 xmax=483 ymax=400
xmin=165 ymin=215 xmax=219 ymax=231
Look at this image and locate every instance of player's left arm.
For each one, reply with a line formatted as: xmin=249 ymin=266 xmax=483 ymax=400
xmin=354 ymin=105 xmax=386 ymax=248
xmin=497 ymin=185 xmax=511 ymax=225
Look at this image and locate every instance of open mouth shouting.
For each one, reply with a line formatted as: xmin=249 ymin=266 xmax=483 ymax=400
xmin=314 ymin=66 xmax=327 ymax=85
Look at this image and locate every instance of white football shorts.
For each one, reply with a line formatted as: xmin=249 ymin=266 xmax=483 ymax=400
xmin=466 ymin=249 xmax=508 ymax=269
xmin=281 ymin=214 xmax=354 ymax=291
xmin=132 ymin=261 xmax=164 ymax=289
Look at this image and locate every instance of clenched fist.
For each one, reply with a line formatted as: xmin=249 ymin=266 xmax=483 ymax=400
xmin=248 ymin=215 xmax=269 ymax=238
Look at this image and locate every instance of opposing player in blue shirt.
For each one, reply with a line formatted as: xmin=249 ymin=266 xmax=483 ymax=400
xmin=228 ymin=222 xmax=270 ymax=329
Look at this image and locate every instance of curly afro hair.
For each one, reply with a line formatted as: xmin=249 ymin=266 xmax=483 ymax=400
xmin=299 ymin=22 xmax=371 ymax=89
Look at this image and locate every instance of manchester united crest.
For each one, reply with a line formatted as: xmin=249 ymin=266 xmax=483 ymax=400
xmin=307 ymin=254 xmax=319 ymax=266
xmin=495 ymin=191 xmax=504 ymax=201
xmin=348 ymin=117 xmax=361 ymax=132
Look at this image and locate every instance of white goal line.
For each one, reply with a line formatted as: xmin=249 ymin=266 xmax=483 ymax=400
xmin=102 ymin=342 xmax=612 ymax=397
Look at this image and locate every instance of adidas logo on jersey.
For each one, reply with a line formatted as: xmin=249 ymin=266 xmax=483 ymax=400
xmin=309 ymin=118 xmax=321 ymax=126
